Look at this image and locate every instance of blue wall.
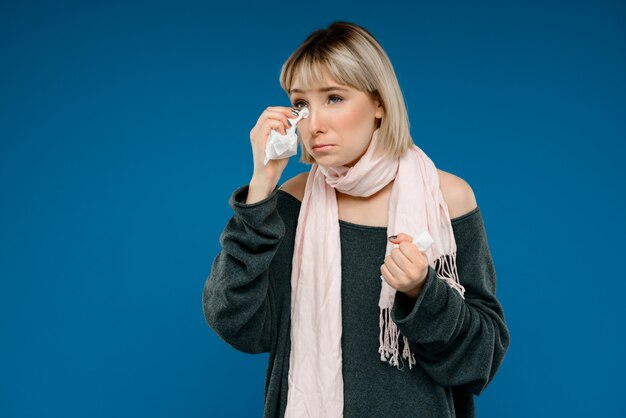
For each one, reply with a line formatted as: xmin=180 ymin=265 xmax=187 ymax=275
xmin=1 ymin=0 xmax=624 ymax=417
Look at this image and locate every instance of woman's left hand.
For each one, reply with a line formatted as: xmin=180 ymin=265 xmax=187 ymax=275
xmin=380 ymin=233 xmax=429 ymax=299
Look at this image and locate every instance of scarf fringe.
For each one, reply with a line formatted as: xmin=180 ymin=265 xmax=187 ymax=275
xmin=378 ymin=252 xmax=466 ymax=370
xmin=437 ymin=251 xmax=466 ymax=300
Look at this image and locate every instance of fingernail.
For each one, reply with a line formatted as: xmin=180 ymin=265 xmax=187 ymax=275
xmin=388 ymin=235 xmax=397 ymax=240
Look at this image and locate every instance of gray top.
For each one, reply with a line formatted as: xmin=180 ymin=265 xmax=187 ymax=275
xmin=203 ymin=183 xmax=510 ymax=418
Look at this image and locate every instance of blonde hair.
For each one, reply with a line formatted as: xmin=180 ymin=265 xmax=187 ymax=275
xmin=279 ymin=21 xmax=414 ymax=165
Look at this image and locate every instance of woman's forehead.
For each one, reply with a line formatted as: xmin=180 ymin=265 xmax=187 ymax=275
xmin=292 ymin=65 xmax=347 ymax=92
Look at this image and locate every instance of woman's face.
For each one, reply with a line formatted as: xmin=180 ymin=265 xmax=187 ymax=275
xmin=289 ymin=67 xmax=383 ymax=168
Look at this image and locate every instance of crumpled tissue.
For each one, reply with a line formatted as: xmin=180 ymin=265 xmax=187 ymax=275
xmin=412 ymin=231 xmax=434 ymax=251
xmin=264 ymin=107 xmax=309 ymax=165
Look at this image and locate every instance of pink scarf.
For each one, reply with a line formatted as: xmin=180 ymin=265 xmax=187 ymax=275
xmin=284 ymin=128 xmax=466 ymax=417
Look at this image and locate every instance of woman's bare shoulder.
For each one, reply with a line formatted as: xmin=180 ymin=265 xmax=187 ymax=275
xmin=279 ymin=172 xmax=309 ymax=202
xmin=437 ymin=169 xmax=478 ymax=219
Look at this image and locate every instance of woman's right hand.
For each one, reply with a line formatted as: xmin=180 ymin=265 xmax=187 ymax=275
xmin=249 ymin=106 xmax=298 ymax=186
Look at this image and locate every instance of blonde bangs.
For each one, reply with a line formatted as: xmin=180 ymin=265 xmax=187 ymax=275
xmin=282 ymin=47 xmax=374 ymax=96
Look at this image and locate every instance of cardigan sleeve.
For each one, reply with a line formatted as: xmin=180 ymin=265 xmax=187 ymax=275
xmin=390 ymin=207 xmax=510 ymax=395
xmin=202 ymin=184 xmax=284 ymax=354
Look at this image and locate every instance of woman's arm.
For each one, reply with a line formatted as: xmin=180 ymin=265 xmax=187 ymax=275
xmin=391 ymin=208 xmax=510 ymax=395
xmin=202 ymin=184 xmax=284 ymax=354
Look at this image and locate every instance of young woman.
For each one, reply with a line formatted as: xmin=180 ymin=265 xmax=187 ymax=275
xmin=203 ymin=21 xmax=510 ymax=418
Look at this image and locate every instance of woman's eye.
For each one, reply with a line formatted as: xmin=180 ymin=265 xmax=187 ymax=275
xmin=292 ymin=95 xmax=342 ymax=108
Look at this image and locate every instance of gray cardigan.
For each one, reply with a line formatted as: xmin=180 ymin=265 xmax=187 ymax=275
xmin=202 ymin=184 xmax=510 ymax=417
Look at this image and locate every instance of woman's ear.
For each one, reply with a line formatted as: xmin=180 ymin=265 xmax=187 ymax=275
xmin=370 ymin=91 xmax=384 ymax=119
xmin=373 ymin=97 xmax=384 ymax=119
xmin=375 ymin=103 xmax=384 ymax=119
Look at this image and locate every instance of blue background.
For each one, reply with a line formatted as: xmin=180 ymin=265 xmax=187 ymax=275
xmin=1 ymin=0 xmax=624 ymax=417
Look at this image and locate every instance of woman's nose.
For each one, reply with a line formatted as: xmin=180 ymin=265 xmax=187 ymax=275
xmin=304 ymin=107 xmax=325 ymax=134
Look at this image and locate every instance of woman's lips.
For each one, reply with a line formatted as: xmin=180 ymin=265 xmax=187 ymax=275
xmin=312 ymin=144 xmax=334 ymax=152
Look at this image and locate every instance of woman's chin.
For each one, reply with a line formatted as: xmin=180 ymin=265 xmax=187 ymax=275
xmin=314 ymin=156 xmax=342 ymax=167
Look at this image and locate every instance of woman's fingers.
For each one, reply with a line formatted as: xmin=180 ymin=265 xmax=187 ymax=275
xmin=251 ymin=107 xmax=295 ymax=140
xmin=384 ymin=252 xmax=407 ymax=279
xmin=382 ymin=232 xmax=430 ymax=292
xmin=261 ymin=109 xmax=293 ymax=134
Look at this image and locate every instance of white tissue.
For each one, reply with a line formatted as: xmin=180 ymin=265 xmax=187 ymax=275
xmin=264 ymin=107 xmax=309 ymax=165
xmin=412 ymin=231 xmax=434 ymax=251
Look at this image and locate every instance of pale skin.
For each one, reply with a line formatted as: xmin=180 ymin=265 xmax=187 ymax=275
xmin=248 ymin=65 xmax=477 ymax=301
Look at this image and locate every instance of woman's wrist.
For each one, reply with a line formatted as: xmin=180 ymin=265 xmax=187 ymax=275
xmin=246 ymin=177 xmax=278 ymax=204
xmin=403 ymin=283 xmax=424 ymax=300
